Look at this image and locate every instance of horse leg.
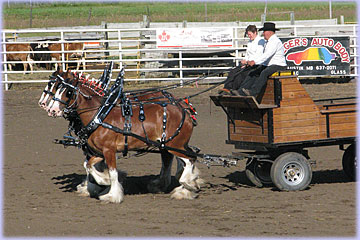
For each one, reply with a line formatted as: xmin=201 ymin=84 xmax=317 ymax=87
xmin=175 ymin=156 xmax=184 ymax=181
xmin=86 ymin=156 xmax=110 ymax=186
xmin=98 ymin=149 xmax=124 ymax=203
xmin=170 ymin=157 xmax=205 ymax=200
xmin=76 ymin=158 xmax=90 ymax=196
xmin=23 ymin=62 xmax=28 ymax=74
xmin=147 ymin=150 xmax=174 ymax=193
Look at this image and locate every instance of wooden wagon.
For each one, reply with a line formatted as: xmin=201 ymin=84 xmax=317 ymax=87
xmin=210 ymin=72 xmax=356 ymax=191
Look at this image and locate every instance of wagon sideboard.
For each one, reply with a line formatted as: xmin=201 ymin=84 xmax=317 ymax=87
xmin=211 ymin=73 xmax=356 ymax=151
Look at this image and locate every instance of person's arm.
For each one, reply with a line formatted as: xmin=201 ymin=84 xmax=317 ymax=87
xmin=253 ymin=38 xmax=279 ymax=65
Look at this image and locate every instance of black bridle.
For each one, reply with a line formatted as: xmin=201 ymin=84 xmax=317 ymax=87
xmin=51 ymin=75 xmax=92 ymax=112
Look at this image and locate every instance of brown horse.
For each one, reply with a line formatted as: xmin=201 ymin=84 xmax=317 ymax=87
xmin=41 ymin=69 xmax=186 ymax=197
xmin=47 ymin=73 xmax=203 ymax=203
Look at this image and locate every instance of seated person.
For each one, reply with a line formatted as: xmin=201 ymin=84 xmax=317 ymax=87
xmin=234 ymin=22 xmax=287 ymax=97
xmin=219 ymin=25 xmax=265 ymax=95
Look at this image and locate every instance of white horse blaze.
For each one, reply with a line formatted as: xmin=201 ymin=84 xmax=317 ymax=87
xmin=38 ymin=85 xmax=49 ymax=107
xmin=41 ymin=83 xmax=56 ymax=108
xmin=47 ymin=88 xmax=65 ymax=117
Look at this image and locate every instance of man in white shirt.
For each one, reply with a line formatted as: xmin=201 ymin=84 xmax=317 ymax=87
xmin=219 ymin=25 xmax=265 ymax=95
xmin=235 ymin=22 xmax=287 ymax=96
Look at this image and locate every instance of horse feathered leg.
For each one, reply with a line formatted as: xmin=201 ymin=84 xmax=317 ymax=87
xmin=147 ymin=150 xmax=174 ymax=193
xmin=170 ymin=157 xmax=205 ymax=200
xmin=98 ymin=149 xmax=124 ymax=203
xmin=175 ymin=157 xmax=184 ymax=181
xmin=76 ymin=159 xmax=90 ymax=196
xmin=86 ymin=156 xmax=110 ymax=186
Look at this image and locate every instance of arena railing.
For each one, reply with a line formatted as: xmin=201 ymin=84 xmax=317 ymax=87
xmin=1 ymin=24 xmax=358 ymax=90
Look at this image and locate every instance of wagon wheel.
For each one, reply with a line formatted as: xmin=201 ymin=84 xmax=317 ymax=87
xmin=270 ymin=152 xmax=312 ymax=191
xmin=245 ymin=158 xmax=273 ymax=187
xmin=342 ymin=143 xmax=356 ymax=181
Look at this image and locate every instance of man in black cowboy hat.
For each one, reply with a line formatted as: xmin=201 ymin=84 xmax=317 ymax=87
xmin=234 ymin=22 xmax=287 ymax=96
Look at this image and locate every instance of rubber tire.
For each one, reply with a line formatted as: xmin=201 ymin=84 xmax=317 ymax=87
xmin=342 ymin=144 xmax=356 ymax=181
xmin=245 ymin=159 xmax=273 ymax=188
xmin=270 ymin=152 xmax=312 ymax=191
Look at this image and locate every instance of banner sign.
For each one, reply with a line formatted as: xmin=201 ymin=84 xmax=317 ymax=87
xmin=156 ymin=28 xmax=233 ymax=48
xmin=281 ymin=36 xmax=350 ymax=76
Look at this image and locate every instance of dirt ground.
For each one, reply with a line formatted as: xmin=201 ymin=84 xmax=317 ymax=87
xmin=3 ymin=80 xmax=357 ymax=237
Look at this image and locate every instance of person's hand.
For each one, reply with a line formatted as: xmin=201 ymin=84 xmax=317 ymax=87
xmin=247 ymin=60 xmax=255 ymax=66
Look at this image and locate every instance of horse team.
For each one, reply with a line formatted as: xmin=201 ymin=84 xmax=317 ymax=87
xmin=39 ymin=68 xmax=204 ymax=203
xmin=5 ymin=42 xmax=85 ymax=73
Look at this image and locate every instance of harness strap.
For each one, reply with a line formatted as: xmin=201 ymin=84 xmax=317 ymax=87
xmin=100 ymin=122 xmax=197 ymax=159
xmin=161 ymin=105 xmax=167 ymax=147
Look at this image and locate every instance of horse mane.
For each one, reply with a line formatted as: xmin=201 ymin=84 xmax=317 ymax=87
xmin=76 ymin=72 xmax=105 ymax=97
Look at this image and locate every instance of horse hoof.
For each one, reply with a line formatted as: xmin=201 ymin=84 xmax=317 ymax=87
xmin=76 ymin=182 xmax=90 ymax=197
xmin=170 ymin=186 xmax=198 ymax=200
xmin=179 ymin=177 xmax=205 ymax=192
xmin=99 ymin=194 xmax=123 ymax=203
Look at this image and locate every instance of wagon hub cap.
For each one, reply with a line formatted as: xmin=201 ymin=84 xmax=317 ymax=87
xmin=282 ymin=163 xmax=304 ymax=185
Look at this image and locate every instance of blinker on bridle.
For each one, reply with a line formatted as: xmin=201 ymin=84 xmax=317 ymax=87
xmin=52 ymin=75 xmax=92 ymax=109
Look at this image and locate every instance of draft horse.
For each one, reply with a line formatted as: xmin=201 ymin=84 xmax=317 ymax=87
xmin=40 ymin=69 xmax=187 ymax=197
xmin=47 ymin=72 xmax=203 ymax=203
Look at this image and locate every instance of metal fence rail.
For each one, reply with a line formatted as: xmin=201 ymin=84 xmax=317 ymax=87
xmin=1 ymin=24 xmax=358 ymax=90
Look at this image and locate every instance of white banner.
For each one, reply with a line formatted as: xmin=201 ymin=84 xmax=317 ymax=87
xmin=156 ymin=28 xmax=233 ymax=48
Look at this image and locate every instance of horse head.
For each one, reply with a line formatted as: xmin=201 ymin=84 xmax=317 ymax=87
xmin=38 ymin=67 xmax=65 ymax=109
xmin=47 ymin=70 xmax=104 ymax=117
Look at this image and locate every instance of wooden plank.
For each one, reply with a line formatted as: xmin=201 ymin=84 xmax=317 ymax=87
xmin=326 ymin=122 xmax=357 ymax=131
xmin=280 ymin=98 xmax=315 ymax=107
xmin=273 ymin=105 xmax=319 ymax=115
xmin=326 ymin=129 xmax=356 ymax=138
xmin=328 ymin=115 xmax=356 ymax=124
xmin=273 ymin=111 xmax=320 ymax=122
xmin=282 ymin=85 xmax=306 ymax=93
xmin=282 ymin=91 xmax=311 ymax=99
xmin=233 ymin=120 xmax=268 ymax=128
xmin=230 ymin=134 xmax=268 ymax=143
xmin=274 ymin=125 xmax=320 ymax=136
xmin=273 ymin=118 xmax=320 ymax=129
xmin=230 ymin=126 xmax=268 ymax=136
xmin=274 ymin=134 xmax=321 ymax=143
xmin=279 ymin=77 xmax=299 ymax=85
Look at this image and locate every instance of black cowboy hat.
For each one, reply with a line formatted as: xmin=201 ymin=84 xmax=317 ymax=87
xmin=259 ymin=22 xmax=280 ymax=32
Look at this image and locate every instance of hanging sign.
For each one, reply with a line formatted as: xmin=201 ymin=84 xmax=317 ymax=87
xmin=281 ymin=36 xmax=351 ymax=76
xmin=156 ymin=28 xmax=233 ymax=48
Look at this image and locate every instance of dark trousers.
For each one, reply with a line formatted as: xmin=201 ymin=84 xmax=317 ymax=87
xmin=223 ymin=64 xmax=255 ymax=90
xmin=239 ymin=65 xmax=286 ymax=96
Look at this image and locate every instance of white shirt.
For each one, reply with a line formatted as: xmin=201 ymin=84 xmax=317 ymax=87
xmin=254 ymin=34 xmax=287 ymax=66
xmin=245 ymin=35 xmax=266 ymax=61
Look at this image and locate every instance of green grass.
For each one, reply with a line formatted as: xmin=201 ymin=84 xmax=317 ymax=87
xmin=2 ymin=1 xmax=357 ymax=29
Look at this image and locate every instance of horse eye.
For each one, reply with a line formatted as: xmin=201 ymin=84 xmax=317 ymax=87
xmin=65 ymin=89 xmax=72 ymax=98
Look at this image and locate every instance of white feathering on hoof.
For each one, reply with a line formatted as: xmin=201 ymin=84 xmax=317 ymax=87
xmin=76 ymin=179 xmax=90 ymax=197
xmin=170 ymin=186 xmax=198 ymax=200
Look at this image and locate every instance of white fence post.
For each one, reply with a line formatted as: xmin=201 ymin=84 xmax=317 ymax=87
xmin=179 ymin=50 xmax=183 ymax=79
xmin=60 ymin=31 xmax=65 ymax=71
xmin=2 ymin=32 xmax=9 ymax=90
xmin=118 ymin=29 xmax=123 ymax=70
